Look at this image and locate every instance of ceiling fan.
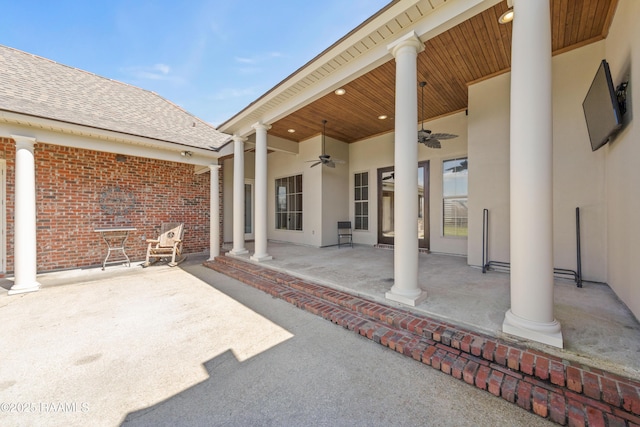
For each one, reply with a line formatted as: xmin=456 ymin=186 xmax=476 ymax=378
xmin=418 ymin=81 xmax=458 ymax=148
xmin=307 ymin=119 xmax=345 ymax=168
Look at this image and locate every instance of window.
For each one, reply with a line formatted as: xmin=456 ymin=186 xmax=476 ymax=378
xmin=354 ymin=172 xmax=369 ymax=230
xmin=275 ymin=174 xmax=302 ymax=230
xmin=443 ymin=158 xmax=468 ymax=237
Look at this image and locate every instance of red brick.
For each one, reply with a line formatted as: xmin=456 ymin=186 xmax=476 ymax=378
xmin=501 ymin=375 xmax=518 ymax=403
xmin=604 ymin=413 xmax=627 ymax=427
xmin=585 ymin=406 xmax=606 ymax=427
xmin=520 ymin=352 xmax=535 ymax=376
xmin=488 ymin=370 xmax=505 ymax=397
xmin=566 ymin=366 xmax=583 ymax=393
xmin=470 ymin=337 xmax=485 ymax=357
xmin=452 ymin=357 xmax=467 ymax=380
xmin=507 ymin=347 xmax=521 ymax=371
xmin=550 ymin=360 xmax=566 ymax=387
xmin=482 ymin=340 xmax=497 ymax=361
xmin=550 ymin=393 xmax=566 ymax=425
xmin=460 ymin=334 xmax=473 ymax=353
xmin=516 ymin=381 xmax=532 ymax=411
xmin=422 ymin=346 xmax=437 ymax=366
xmin=601 ymin=377 xmax=621 ymax=407
xmin=583 ymin=371 xmax=601 ymax=400
xmin=494 ymin=344 xmax=509 ymax=366
xmin=476 ymin=365 xmax=491 ymax=390
xmin=463 ymin=361 xmax=479 ymax=385
xmin=431 ymin=349 xmax=447 ymax=370
xmin=567 ymin=400 xmax=586 ymax=427
xmin=441 ymin=354 xmax=457 ymax=375
xmin=613 ymin=408 xmax=640 ymax=425
xmin=620 ymin=382 xmax=640 ymax=415
xmin=532 ymin=387 xmax=549 ymax=418
xmin=535 ymin=357 xmax=550 ymax=381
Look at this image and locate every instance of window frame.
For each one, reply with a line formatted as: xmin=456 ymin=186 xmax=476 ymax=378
xmin=442 ymin=157 xmax=468 ymax=238
xmin=354 ymin=171 xmax=369 ymax=231
xmin=275 ymin=174 xmax=303 ymax=231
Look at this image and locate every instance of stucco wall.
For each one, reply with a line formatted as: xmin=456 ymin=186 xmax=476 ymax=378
xmin=348 ymin=111 xmax=469 ymax=255
xmin=603 ymin=0 xmax=640 ymax=319
xmin=467 ymin=41 xmax=610 ymax=283
xmin=2 ymin=138 xmax=215 ymax=272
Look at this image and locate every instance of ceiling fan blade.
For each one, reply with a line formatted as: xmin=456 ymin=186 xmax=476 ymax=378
xmin=429 ymin=133 xmax=458 ymax=140
xmin=333 ymin=158 xmax=346 ymax=164
xmin=426 ymin=139 xmax=442 ymax=149
xmin=326 ymin=161 xmax=336 ymax=168
xmin=310 ymin=161 xmax=322 ymax=168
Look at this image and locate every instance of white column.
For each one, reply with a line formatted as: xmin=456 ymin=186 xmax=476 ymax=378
xmin=503 ymin=0 xmax=563 ymax=348
xmin=229 ymin=136 xmax=248 ymax=255
xmin=9 ymin=136 xmax=41 ymax=295
xmin=385 ymin=32 xmax=427 ymax=307
xmin=208 ymin=164 xmax=221 ymax=260
xmin=250 ymin=122 xmax=272 ymax=262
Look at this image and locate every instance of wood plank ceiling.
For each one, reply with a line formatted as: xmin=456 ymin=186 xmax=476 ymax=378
xmin=267 ymin=0 xmax=618 ymax=144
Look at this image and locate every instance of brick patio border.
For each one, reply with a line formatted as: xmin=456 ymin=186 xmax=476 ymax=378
xmin=204 ymin=256 xmax=640 ymax=426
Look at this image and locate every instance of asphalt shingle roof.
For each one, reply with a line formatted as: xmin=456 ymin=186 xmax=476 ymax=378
xmin=0 ymin=45 xmax=229 ymax=150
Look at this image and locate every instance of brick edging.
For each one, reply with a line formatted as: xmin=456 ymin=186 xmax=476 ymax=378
xmin=205 ymin=256 xmax=640 ymax=426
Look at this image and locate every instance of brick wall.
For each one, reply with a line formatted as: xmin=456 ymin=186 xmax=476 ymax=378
xmin=1 ymin=137 xmax=224 ymax=272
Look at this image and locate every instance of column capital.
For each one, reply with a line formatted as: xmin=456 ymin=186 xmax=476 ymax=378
xmin=11 ymin=134 xmax=37 ymax=150
xmin=252 ymin=122 xmax=272 ymax=132
xmin=232 ymin=135 xmax=247 ymax=143
xmin=208 ymin=164 xmax=222 ymax=171
xmin=387 ymin=31 xmax=424 ymax=58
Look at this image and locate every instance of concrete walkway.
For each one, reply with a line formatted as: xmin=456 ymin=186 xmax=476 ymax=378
xmin=0 ymin=256 xmax=554 ymax=426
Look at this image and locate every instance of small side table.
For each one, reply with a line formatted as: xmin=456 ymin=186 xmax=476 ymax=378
xmin=94 ymin=227 xmax=137 ymax=270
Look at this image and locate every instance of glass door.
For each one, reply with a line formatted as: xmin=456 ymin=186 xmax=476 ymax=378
xmin=377 ymin=161 xmax=429 ymax=249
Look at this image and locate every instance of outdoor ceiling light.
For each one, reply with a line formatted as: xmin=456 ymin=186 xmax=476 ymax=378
xmin=334 ymin=88 xmax=346 ymax=95
xmin=287 ymin=128 xmax=296 ymax=133
xmin=180 ymin=151 xmax=193 ymax=157
xmin=498 ymin=8 xmax=514 ymax=24
xmin=378 ymin=115 xmax=388 ymax=120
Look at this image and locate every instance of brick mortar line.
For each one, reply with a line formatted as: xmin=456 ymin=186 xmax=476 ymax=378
xmin=206 ymin=257 xmax=640 ymax=422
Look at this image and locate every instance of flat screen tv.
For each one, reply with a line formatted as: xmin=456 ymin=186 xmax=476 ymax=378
xmin=582 ymin=59 xmax=623 ymax=151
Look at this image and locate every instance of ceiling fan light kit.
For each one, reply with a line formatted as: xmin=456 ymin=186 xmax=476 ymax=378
xmin=418 ymin=81 xmax=458 ymax=148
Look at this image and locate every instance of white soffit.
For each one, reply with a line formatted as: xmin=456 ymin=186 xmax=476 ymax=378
xmin=220 ymin=0 xmax=500 ymax=138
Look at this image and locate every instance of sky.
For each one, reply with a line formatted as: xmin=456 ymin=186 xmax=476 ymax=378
xmin=2 ymin=0 xmax=390 ymax=127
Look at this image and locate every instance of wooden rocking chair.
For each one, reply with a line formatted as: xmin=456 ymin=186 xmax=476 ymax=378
xmin=142 ymin=223 xmax=185 ymax=267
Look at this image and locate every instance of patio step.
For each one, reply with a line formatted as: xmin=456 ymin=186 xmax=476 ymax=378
xmin=205 ymin=255 xmax=640 ymax=426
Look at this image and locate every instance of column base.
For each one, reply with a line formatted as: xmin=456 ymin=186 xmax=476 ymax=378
xmin=8 ymin=282 xmax=41 ymax=296
xmin=385 ymin=288 xmax=427 ymax=307
xmin=503 ymin=309 xmax=563 ymax=348
xmin=228 ymin=248 xmax=249 ymax=256
xmin=250 ymin=253 xmax=272 ymax=262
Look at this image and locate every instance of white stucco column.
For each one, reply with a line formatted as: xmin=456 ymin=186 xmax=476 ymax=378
xmin=250 ymin=122 xmax=272 ymax=262
xmin=208 ymin=164 xmax=221 ymax=260
xmin=503 ymin=0 xmax=563 ymax=348
xmin=385 ymin=32 xmax=427 ymax=307
xmin=229 ymin=135 xmax=248 ymax=255
xmin=9 ymin=135 xmax=41 ymax=295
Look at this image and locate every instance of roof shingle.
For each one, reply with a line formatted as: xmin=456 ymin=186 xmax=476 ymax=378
xmin=0 ymin=45 xmax=230 ymax=150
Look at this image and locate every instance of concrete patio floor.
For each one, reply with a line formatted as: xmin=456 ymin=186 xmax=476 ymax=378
xmin=0 ymin=256 xmax=555 ymax=427
xmin=225 ymin=241 xmax=640 ymax=380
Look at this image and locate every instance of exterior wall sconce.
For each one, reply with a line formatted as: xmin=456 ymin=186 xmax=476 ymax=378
xmin=181 ymin=151 xmax=193 ymax=157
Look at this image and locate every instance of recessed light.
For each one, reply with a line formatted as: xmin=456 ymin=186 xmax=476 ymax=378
xmin=334 ymin=88 xmax=346 ymax=95
xmin=498 ymin=9 xmax=514 ymax=24
xmin=378 ymin=115 xmax=388 ymax=120
xmin=287 ymin=129 xmax=296 ymax=133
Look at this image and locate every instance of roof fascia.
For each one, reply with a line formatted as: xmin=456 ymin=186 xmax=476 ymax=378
xmin=0 ymin=111 xmax=222 ymax=166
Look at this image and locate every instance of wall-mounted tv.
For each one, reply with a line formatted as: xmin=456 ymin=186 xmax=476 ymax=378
xmin=582 ymin=59 xmax=623 ymax=151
